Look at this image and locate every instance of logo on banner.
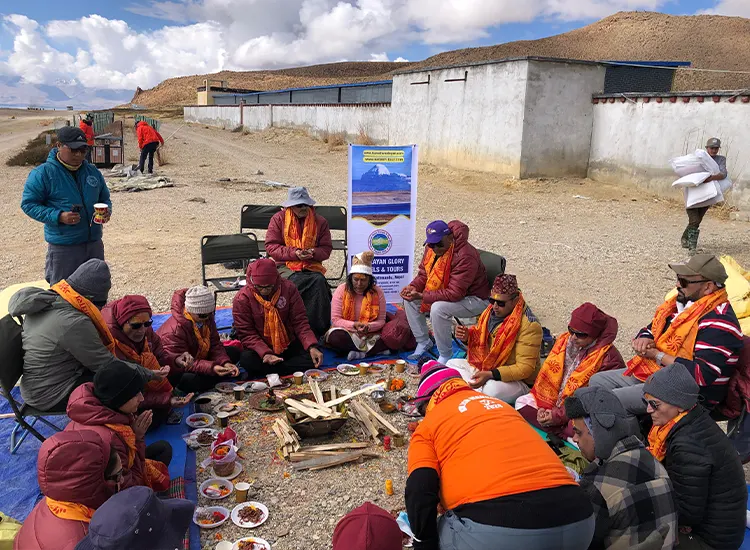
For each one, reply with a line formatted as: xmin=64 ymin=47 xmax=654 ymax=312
xmin=368 ymin=230 xmax=392 ymax=254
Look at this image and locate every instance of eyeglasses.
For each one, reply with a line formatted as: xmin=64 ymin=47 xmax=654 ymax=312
xmin=568 ymin=327 xmax=589 ymax=338
xmin=677 ymin=277 xmax=711 ymax=288
xmin=642 ymin=397 xmax=661 ymax=410
xmin=489 ymin=294 xmax=518 ymax=308
xmin=127 ymin=320 xmax=153 ymax=330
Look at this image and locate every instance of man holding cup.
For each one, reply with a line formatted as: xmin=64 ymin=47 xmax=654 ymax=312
xmin=21 ymin=126 xmax=112 ymax=285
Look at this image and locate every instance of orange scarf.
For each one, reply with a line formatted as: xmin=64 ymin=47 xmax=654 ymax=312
xmin=46 ymin=498 xmax=95 ymax=523
xmin=647 ymin=410 xmax=690 ymax=462
xmin=467 ymin=295 xmax=525 ymax=371
xmin=253 ymin=287 xmax=291 ymax=354
xmin=420 ymin=244 xmax=454 ymax=313
xmin=105 ymin=423 xmax=170 ymax=492
xmin=184 ymin=310 xmax=211 ymax=361
xmin=115 ymin=338 xmax=172 ymax=395
xmin=625 ymin=289 xmax=729 ymax=382
xmin=283 ymin=207 xmax=325 ymax=274
xmin=341 ymin=288 xmax=380 ymax=323
xmin=532 ymin=333 xmax=611 ymax=409
xmin=425 ymin=378 xmax=471 ymax=415
xmin=52 ymin=280 xmax=115 ymax=353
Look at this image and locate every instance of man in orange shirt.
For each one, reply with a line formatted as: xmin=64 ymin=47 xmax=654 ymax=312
xmin=406 ymin=360 xmax=595 ymax=550
xmin=79 ymin=114 xmax=95 ymax=162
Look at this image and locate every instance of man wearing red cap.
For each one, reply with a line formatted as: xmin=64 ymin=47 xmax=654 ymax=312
xmin=332 ymin=502 xmax=403 ymax=550
xmin=515 ymin=303 xmax=625 ymax=437
xmin=448 ymin=274 xmax=543 ymax=403
xmin=232 ymin=258 xmax=323 ymax=378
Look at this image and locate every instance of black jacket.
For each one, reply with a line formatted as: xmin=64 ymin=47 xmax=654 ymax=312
xmin=665 ymin=406 xmax=747 ymax=549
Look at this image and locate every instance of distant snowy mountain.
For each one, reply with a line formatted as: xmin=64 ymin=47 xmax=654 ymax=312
xmin=0 ymin=76 xmax=132 ymax=110
xmin=354 ymin=163 xmax=411 ymax=193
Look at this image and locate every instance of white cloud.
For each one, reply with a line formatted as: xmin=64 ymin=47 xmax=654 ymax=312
xmin=701 ymin=0 xmax=750 ymax=17
xmin=1 ymin=0 xmax=672 ymax=91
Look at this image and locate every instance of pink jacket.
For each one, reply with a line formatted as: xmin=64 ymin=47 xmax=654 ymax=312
xmin=265 ymin=209 xmax=333 ymax=264
xmin=331 ymin=284 xmax=386 ymax=333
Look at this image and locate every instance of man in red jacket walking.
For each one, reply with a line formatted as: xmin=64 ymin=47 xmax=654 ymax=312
xmin=79 ymin=114 xmax=95 ymax=163
xmin=401 ymin=220 xmax=489 ymax=364
xmin=135 ymin=120 xmax=163 ymax=174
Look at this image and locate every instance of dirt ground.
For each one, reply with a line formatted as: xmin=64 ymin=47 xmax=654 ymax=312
xmin=2 ymin=109 xmax=750 ymax=549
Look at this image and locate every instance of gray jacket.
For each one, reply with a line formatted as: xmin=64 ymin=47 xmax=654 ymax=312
xmin=8 ymin=287 xmax=155 ymax=410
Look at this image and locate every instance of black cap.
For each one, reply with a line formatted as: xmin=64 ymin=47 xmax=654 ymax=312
xmin=93 ymin=360 xmax=145 ymax=410
xmin=57 ymin=126 xmax=88 ymax=149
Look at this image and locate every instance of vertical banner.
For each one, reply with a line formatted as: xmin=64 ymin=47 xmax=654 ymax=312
xmin=348 ymin=145 xmax=418 ymax=303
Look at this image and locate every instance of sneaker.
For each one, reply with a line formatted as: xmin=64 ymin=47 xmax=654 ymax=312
xmin=347 ymin=351 xmax=366 ymax=361
xmin=437 ymin=355 xmax=451 ymax=365
xmin=408 ymin=340 xmax=433 ymax=361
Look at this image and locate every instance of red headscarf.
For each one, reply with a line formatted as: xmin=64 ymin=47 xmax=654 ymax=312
xmin=569 ymin=302 xmax=608 ymax=339
xmin=111 ymin=295 xmax=152 ymax=327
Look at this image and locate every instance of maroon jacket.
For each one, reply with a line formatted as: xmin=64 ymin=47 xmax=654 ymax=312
xmin=64 ymin=383 xmax=147 ymax=491
xmin=14 ymin=431 xmax=116 ymax=550
xmin=156 ymin=288 xmax=231 ymax=376
xmin=410 ymin=220 xmax=489 ymax=306
xmin=102 ymin=303 xmax=174 ymax=410
xmin=265 ymin=208 xmax=333 ymax=264
xmin=232 ymin=264 xmax=317 ymax=358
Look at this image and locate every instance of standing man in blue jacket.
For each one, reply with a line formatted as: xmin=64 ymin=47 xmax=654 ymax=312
xmin=21 ymin=126 xmax=112 ymax=285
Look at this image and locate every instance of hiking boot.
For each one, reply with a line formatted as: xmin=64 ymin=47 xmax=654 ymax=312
xmin=687 ymin=227 xmax=700 ymax=256
xmin=681 ymin=227 xmax=690 ymax=249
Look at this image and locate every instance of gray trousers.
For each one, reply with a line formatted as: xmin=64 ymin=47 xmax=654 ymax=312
xmin=45 ymin=239 xmax=105 ymax=285
xmin=589 ymin=368 xmax=647 ymax=419
xmin=438 ymin=512 xmax=595 ymax=550
xmin=404 ymin=296 xmax=489 ymax=359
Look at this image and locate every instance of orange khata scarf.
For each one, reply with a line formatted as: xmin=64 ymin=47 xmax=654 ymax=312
xmin=467 ymin=295 xmax=526 ymax=372
xmin=52 ymin=280 xmax=115 ymax=353
xmin=647 ymin=409 xmax=690 ymax=462
xmin=253 ymin=287 xmax=291 ymax=354
xmin=420 ymin=244 xmax=455 ymax=313
xmin=46 ymin=498 xmax=95 ymax=523
xmin=625 ymin=289 xmax=729 ymax=382
xmin=283 ymin=207 xmax=326 ymax=274
xmin=532 ymin=333 xmax=611 ymax=409
xmin=184 ymin=310 xmax=211 ymax=361
xmin=425 ymin=378 xmax=471 ymax=415
xmin=114 ymin=339 xmax=172 ymax=395
xmin=105 ymin=423 xmax=170 ymax=492
xmin=341 ymin=288 xmax=380 ymax=323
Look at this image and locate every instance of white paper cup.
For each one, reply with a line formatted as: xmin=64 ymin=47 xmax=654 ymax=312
xmin=266 ymin=373 xmax=281 ymax=387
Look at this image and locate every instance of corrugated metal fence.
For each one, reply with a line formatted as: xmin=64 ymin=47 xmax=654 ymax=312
xmin=134 ymin=115 xmax=161 ymax=131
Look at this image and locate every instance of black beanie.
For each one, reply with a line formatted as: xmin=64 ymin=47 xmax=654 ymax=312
xmin=93 ymin=360 xmax=145 ymax=410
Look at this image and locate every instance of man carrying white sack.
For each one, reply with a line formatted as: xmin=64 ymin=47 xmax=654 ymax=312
xmin=681 ymin=137 xmax=727 ymax=254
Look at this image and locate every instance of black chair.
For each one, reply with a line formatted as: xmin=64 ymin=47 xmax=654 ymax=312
xmin=314 ymin=205 xmax=348 ymax=283
xmin=200 ymin=233 xmax=260 ymax=296
xmin=239 ymin=204 xmax=283 ymax=254
xmin=0 ymin=314 xmax=66 ymax=454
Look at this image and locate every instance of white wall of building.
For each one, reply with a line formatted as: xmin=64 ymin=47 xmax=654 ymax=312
xmin=271 ymin=104 xmax=390 ymax=143
xmin=242 ymin=105 xmax=273 ymax=131
xmin=589 ymin=99 xmax=750 ymax=208
xmin=183 ymin=105 xmax=241 ymax=129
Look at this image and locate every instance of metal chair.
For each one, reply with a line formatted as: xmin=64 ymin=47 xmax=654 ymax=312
xmin=200 ymin=233 xmax=260 ymax=296
xmin=239 ymin=204 xmax=283 ymax=254
xmin=0 ymin=314 xmax=66 ymax=454
xmin=314 ymin=205 xmax=348 ymax=284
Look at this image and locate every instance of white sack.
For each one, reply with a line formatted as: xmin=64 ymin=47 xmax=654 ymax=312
xmin=685 ymin=181 xmax=719 ymax=208
xmin=670 ymin=149 xmax=721 ymax=177
xmin=672 ymin=172 xmax=712 ymax=188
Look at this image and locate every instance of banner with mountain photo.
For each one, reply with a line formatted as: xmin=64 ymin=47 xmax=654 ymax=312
xmin=347 ymin=144 xmax=418 ymax=303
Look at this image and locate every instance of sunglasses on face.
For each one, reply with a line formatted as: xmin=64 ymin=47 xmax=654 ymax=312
xmin=128 ymin=320 xmax=153 ymax=330
xmin=642 ymin=397 xmax=660 ymax=410
xmin=489 ymin=294 xmax=518 ymax=308
xmin=568 ymin=327 xmax=589 ymax=338
xmin=677 ymin=277 xmax=711 ymax=288
xmin=195 ymin=313 xmax=211 ymax=319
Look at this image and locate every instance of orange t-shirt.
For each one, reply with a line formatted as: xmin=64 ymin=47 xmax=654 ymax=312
xmin=407 ymin=390 xmax=575 ymax=511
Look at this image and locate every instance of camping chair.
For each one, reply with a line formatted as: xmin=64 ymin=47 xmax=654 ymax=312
xmin=239 ymin=204 xmax=283 ymax=254
xmin=0 ymin=314 xmax=66 ymax=454
xmin=200 ymin=233 xmax=260 ymax=296
xmin=314 ymin=205 xmax=348 ymax=284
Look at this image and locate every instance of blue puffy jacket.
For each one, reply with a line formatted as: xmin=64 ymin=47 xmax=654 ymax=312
xmin=21 ymin=148 xmax=112 ymax=246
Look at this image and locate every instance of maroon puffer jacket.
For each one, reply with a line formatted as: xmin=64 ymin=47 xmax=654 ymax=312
xmin=232 ymin=263 xmax=317 ymax=358
xmin=156 ymin=288 xmax=231 ymax=376
xmin=265 ymin=208 xmax=333 ymax=264
xmin=410 ymin=220 xmax=489 ymax=306
xmin=64 ymin=383 xmax=147 ymax=491
xmin=14 ymin=430 xmax=116 ymax=550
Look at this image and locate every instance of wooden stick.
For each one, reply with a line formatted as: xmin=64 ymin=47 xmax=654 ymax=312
xmin=350 ymin=401 xmax=380 ymax=441
xmin=284 ymin=398 xmax=325 ymax=419
xmin=302 ymin=442 xmax=369 ymax=452
xmin=359 ymin=401 xmax=402 ymax=435
xmin=293 ymin=451 xmax=377 ymax=471
xmin=329 ymin=384 xmax=337 ymax=401
xmin=310 ymin=379 xmax=324 ymax=405
xmin=322 ymin=383 xmax=385 ymax=408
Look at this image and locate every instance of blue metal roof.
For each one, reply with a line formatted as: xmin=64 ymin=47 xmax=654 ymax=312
xmin=224 ymin=80 xmax=393 ymax=98
xmin=603 ymin=61 xmax=692 ymax=67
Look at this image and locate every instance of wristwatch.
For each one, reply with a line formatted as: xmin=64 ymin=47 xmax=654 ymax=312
xmin=491 ymin=368 xmax=501 ymax=381
xmin=655 ymin=352 xmax=666 ymax=366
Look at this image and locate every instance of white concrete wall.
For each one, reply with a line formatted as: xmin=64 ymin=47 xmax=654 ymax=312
xmin=183 ymin=105 xmax=241 ymax=129
xmin=241 ymin=105 xmax=273 ymax=131
xmin=589 ymin=99 xmax=750 ymax=209
xmin=521 ymin=61 xmax=605 ymax=178
xmin=271 ymin=104 xmax=390 ymax=143
xmin=390 ymin=61 xmax=528 ymax=176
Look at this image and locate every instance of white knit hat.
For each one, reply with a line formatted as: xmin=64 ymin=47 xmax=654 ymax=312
xmin=184 ymin=285 xmax=215 ymax=315
xmin=350 ymin=251 xmax=374 ymax=276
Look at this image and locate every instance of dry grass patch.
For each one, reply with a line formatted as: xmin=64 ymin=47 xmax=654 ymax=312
xmin=6 ymin=130 xmax=56 ymax=166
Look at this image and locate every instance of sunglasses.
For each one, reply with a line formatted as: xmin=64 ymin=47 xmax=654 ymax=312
xmin=677 ymin=277 xmax=711 ymax=288
xmin=195 ymin=313 xmax=211 ymax=319
xmin=489 ymin=294 xmax=518 ymax=308
xmin=568 ymin=327 xmax=589 ymax=338
xmin=128 ymin=320 xmax=153 ymax=330
xmin=426 ymin=242 xmax=443 ymax=249
xmin=642 ymin=397 xmax=660 ymax=410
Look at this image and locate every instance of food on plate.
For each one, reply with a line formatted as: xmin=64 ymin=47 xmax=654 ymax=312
xmin=195 ymin=509 xmax=226 ymax=525
xmin=238 ymin=505 xmax=264 ymax=524
xmin=188 ymin=414 xmax=211 ymax=427
xmin=337 ymin=364 xmax=359 ymax=375
xmin=389 ymin=378 xmax=406 ymax=391
xmin=237 ymin=540 xmax=263 ymax=550
xmin=196 ymin=431 xmax=215 ymax=445
xmin=203 ymin=483 xmax=231 ymax=498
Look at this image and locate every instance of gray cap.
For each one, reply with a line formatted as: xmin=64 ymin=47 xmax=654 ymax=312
xmin=669 ymin=254 xmax=727 ymax=284
xmin=66 ymin=259 xmax=112 ymax=304
xmin=565 ymin=386 xmax=635 ymax=460
xmin=282 ymin=186 xmax=316 ymax=208
xmin=643 ymin=363 xmax=699 ymax=410
xmin=706 ymin=137 xmax=721 ymax=148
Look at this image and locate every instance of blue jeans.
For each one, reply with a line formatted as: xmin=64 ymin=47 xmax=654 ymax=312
xmin=438 ymin=512 xmax=595 ymax=550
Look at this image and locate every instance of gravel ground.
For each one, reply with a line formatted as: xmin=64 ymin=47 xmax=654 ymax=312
xmin=2 ymin=111 xmax=750 ymax=549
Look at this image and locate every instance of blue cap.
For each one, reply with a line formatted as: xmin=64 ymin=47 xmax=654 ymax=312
xmin=424 ymin=220 xmax=451 ymax=245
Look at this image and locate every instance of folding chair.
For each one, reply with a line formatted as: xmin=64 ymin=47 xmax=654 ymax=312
xmin=200 ymin=233 xmax=260 ymax=296
xmin=239 ymin=204 xmax=283 ymax=254
xmin=314 ymin=205 xmax=348 ymax=284
xmin=0 ymin=314 xmax=66 ymax=454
